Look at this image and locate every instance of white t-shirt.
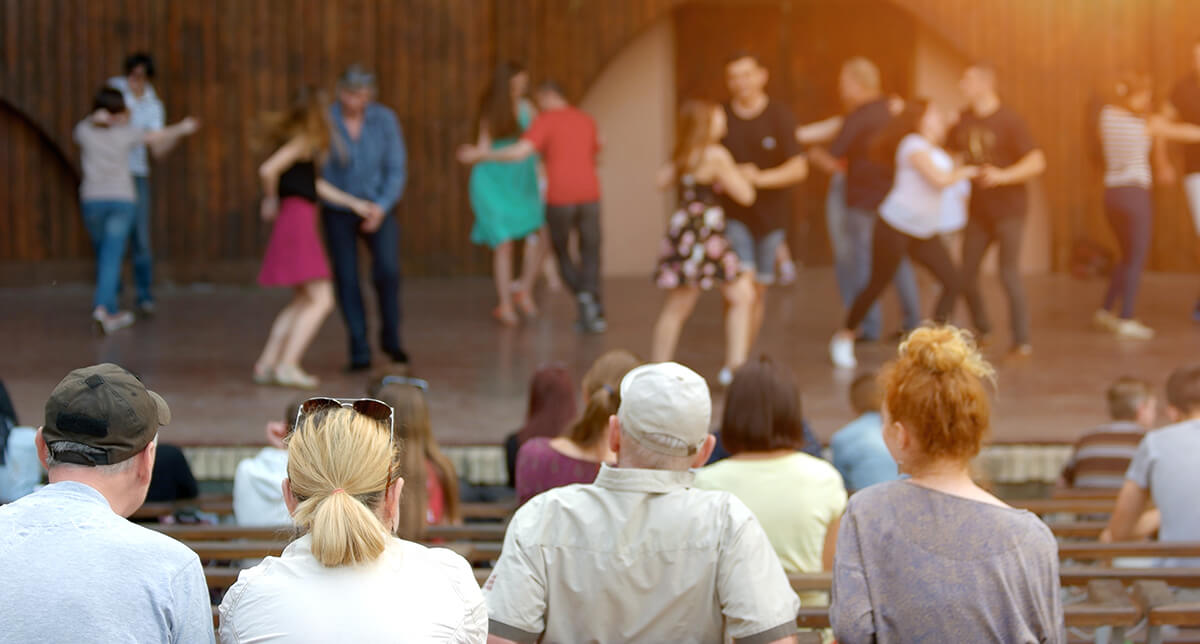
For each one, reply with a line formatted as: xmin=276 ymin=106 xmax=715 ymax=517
xmin=233 ymin=447 xmax=290 ymax=527
xmin=0 ymin=481 xmax=214 ymax=643
xmin=880 ymin=133 xmax=954 ymax=239
xmin=219 ymin=534 xmax=487 ymax=643
xmin=1099 ymin=105 xmax=1152 ymax=188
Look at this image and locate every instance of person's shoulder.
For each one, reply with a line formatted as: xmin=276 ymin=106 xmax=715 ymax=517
xmin=403 ymin=539 xmax=477 ymax=580
xmin=846 ymin=478 xmax=905 ymax=509
xmin=786 ymin=451 xmax=843 ymax=480
xmin=1146 ymin=419 xmax=1200 ymax=444
xmin=368 ymin=102 xmax=400 ymax=123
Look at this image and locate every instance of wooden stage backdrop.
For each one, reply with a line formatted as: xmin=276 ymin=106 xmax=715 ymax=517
xmin=2 ymin=0 xmax=1199 ymax=284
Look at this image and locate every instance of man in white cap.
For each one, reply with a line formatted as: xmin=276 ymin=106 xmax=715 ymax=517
xmin=484 ymin=362 xmax=800 ymax=644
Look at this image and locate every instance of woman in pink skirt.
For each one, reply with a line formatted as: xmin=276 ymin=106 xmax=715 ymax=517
xmin=254 ymin=87 xmax=377 ymax=389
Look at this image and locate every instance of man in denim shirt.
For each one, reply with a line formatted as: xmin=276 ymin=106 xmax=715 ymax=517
xmin=323 ymin=65 xmax=409 ymax=370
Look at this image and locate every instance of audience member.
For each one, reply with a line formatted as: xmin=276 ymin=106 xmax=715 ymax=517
xmin=375 ymin=382 xmax=462 ymax=539
xmin=233 ymin=400 xmax=300 ymax=527
xmin=219 ymin=404 xmax=486 ymax=642
xmin=485 ymin=362 xmax=800 ymax=644
xmin=831 ymin=326 xmax=1063 ymax=643
xmin=0 ymin=378 xmax=40 ymax=502
xmin=0 ymin=364 xmax=213 ymax=642
xmin=503 ymin=364 xmax=577 ymax=486
xmin=830 ymin=371 xmax=899 ymax=492
xmin=694 ymin=356 xmax=847 ymax=608
xmin=1060 ymin=376 xmax=1155 ymax=489
xmin=1106 ymin=364 xmax=1200 ymax=567
xmin=145 ymin=442 xmax=199 ymax=503
xmin=513 ymin=350 xmax=640 ymax=504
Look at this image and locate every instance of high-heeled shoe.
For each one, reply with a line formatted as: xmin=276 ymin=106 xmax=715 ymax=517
xmin=513 ymin=289 xmax=539 ymax=317
xmin=493 ymin=306 xmax=519 ymax=327
xmin=274 ymin=365 xmax=319 ymax=390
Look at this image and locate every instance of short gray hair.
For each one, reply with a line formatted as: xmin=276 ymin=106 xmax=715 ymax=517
xmin=44 ymin=435 xmax=157 ymax=475
xmin=619 ymin=431 xmax=695 ymax=471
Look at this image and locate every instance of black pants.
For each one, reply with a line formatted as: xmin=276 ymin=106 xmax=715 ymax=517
xmin=961 ymin=214 xmax=1030 ymax=345
xmin=845 ymin=217 xmax=961 ymax=331
xmin=322 ymin=207 xmax=404 ymax=366
xmin=546 ymin=201 xmax=602 ymax=308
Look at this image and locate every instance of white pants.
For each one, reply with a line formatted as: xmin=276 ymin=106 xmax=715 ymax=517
xmin=1184 ymin=173 xmax=1200 ymax=233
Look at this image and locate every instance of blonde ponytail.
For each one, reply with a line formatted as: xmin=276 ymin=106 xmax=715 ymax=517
xmin=286 ymin=407 xmax=396 ymax=567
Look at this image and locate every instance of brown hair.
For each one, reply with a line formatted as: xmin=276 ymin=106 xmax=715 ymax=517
xmin=286 ymin=407 xmax=397 ymax=567
xmin=721 ymin=356 xmax=806 ymax=454
xmin=1106 ymin=73 xmax=1153 ymax=114
xmin=1106 ymin=376 xmax=1152 ymax=421
xmin=870 ymin=98 xmax=929 ymax=166
xmin=880 ymin=325 xmax=995 ymax=463
xmin=850 ymin=371 xmax=881 ymax=415
xmin=564 ymin=350 xmax=641 ymax=447
xmin=365 ymin=363 xmax=412 ymax=398
xmin=255 ymin=85 xmax=334 ymax=158
xmin=672 ymin=99 xmax=718 ymax=176
xmin=477 ymin=61 xmax=525 ymax=140
xmin=1166 ymin=364 xmax=1200 ymax=415
xmin=374 ymin=383 xmax=461 ymax=540
xmin=517 ymin=365 xmax=577 ymax=444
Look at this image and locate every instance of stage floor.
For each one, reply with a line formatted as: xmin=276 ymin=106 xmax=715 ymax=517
xmin=2 ymin=270 xmax=1196 ymax=447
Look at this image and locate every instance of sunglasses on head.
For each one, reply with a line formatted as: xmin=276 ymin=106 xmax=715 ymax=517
xmin=294 ymin=397 xmax=394 ymax=438
xmin=380 ymin=375 xmax=429 ymax=392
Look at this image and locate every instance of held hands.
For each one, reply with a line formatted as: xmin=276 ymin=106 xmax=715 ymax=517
xmin=179 ymin=116 xmax=200 ymax=135
xmin=357 ymin=201 xmax=386 ymax=233
xmin=738 ymin=162 xmax=761 ymax=184
xmin=260 ymin=196 xmax=279 ymax=222
xmin=977 ymin=164 xmax=1008 ymax=188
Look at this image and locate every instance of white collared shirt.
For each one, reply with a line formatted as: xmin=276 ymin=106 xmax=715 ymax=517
xmin=484 ymin=464 xmax=800 ymax=644
xmin=219 ymin=534 xmax=486 ymax=643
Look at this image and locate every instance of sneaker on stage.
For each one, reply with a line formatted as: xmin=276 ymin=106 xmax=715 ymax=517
xmin=829 ymin=333 xmax=857 ymax=369
xmin=1113 ymin=318 xmax=1154 ymax=340
xmin=1093 ymin=309 xmax=1118 ymax=332
xmin=92 ymin=308 xmax=135 ymax=335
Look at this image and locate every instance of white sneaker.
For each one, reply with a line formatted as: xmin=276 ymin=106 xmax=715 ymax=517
xmin=1113 ymin=318 xmax=1155 ymax=339
xmin=717 ymin=367 xmax=734 ymax=387
xmin=93 ymin=309 xmax=135 ymax=335
xmin=829 ymin=334 xmax=857 ymax=369
xmin=1093 ymin=309 xmax=1118 ymax=332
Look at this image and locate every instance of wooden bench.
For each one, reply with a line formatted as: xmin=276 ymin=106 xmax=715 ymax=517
xmin=1048 ymin=520 xmax=1108 ymax=539
xmin=786 ymin=569 xmax=1200 ymax=592
xmin=1052 ymin=487 xmax=1120 ymax=501
xmin=156 ymin=522 xmax=508 ymax=542
xmin=135 ymin=497 xmax=514 ymax=522
xmin=189 ymin=540 xmax=503 ymax=565
xmin=1058 ymin=542 xmax=1200 ymax=561
xmin=1133 ymin=580 xmax=1200 ymax=644
xmin=1011 ymin=499 xmax=1115 ymax=515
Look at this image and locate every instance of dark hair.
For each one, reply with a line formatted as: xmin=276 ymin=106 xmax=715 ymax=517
xmin=0 ymin=379 xmax=16 ymax=467
xmin=92 ymin=87 xmax=127 ymax=115
xmin=564 ymin=350 xmax=641 ymax=447
xmin=869 ymin=97 xmax=929 ymax=166
xmin=725 ymin=49 xmax=761 ymax=67
xmin=721 ymin=356 xmax=806 ymax=454
xmin=477 ymin=61 xmax=525 ymax=141
xmin=849 ymin=372 xmax=881 ymax=415
xmin=1166 ymin=364 xmax=1200 ymax=415
xmin=124 ymin=52 xmax=155 ymax=78
xmin=516 ymin=364 xmax=577 ymax=444
xmin=284 ymin=398 xmax=303 ymax=432
xmin=537 ymin=80 xmax=565 ymax=98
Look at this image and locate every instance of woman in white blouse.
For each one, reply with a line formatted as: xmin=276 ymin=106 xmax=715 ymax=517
xmin=218 ymin=403 xmax=486 ymax=643
xmin=830 ymin=99 xmax=979 ymax=368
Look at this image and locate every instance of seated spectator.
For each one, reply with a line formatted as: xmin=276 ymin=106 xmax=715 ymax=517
xmin=145 ymin=442 xmax=199 ymax=503
xmin=0 ymin=364 xmax=212 ymax=642
xmin=694 ymin=356 xmax=847 ymax=607
xmin=1106 ymin=364 xmax=1200 ymax=566
xmin=219 ymin=403 xmax=486 ymax=643
xmin=1060 ymin=376 xmax=1155 ymax=489
xmin=375 ymin=382 xmax=462 ymax=539
xmin=513 ymin=349 xmax=640 ymax=504
xmin=503 ymin=364 xmax=577 ymax=486
xmin=0 ymin=378 xmax=41 ymax=502
xmin=486 ymin=363 xmax=800 ymax=644
xmin=830 ymin=371 xmax=899 ymax=492
xmin=233 ymin=399 xmax=300 ymax=527
xmin=831 ymin=327 xmax=1063 ymax=643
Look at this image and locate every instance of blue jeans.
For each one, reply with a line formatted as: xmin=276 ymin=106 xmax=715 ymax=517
xmin=833 ymin=198 xmax=921 ymax=339
xmin=1102 ymin=186 xmax=1152 ymax=319
xmin=81 ymin=200 xmax=137 ymax=314
xmin=322 ymin=207 xmax=404 ymax=366
xmin=129 ymin=176 xmax=155 ymax=305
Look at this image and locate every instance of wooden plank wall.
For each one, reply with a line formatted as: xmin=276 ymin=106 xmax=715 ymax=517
xmin=3 ymin=0 xmax=1200 ymax=281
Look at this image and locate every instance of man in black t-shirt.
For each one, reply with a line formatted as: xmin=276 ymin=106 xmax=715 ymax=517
xmin=946 ymin=62 xmax=1045 ymax=357
xmin=720 ymin=52 xmax=809 ymax=379
xmin=1157 ymin=39 xmax=1200 ymax=320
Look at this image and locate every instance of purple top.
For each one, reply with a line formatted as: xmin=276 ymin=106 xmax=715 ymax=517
xmin=514 ymin=437 xmax=602 ymax=505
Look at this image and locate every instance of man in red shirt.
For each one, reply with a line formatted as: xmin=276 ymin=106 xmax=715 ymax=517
xmin=459 ymin=81 xmax=605 ymax=333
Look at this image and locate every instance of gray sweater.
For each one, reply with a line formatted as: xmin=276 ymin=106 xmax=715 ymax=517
xmin=74 ymin=120 xmax=142 ymax=202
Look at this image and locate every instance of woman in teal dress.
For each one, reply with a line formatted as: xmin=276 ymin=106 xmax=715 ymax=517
xmin=463 ymin=62 xmax=548 ymax=326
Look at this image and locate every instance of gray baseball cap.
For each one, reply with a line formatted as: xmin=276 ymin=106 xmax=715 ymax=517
xmin=339 ymin=64 xmax=376 ymax=90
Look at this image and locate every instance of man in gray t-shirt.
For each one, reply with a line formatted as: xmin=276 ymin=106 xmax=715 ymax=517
xmin=1107 ymin=364 xmax=1200 ymax=567
xmin=0 ymin=364 xmax=213 ymax=643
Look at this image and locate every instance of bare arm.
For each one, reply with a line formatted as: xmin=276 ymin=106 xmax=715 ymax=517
xmin=481 ymin=139 xmax=537 ymax=163
xmin=1149 ymin=113 xmax=1200 ymax=143
xmin=143 ymin=117 xmax=198 ymax=150
xmin=749 ymin=154 xmax=808 ymax=189
xmin=910 ymin=149 xmax=978 ymax=188
xmin=711 ymin=147 xmax=755 ymax=206
xmin=980 ymin=149 xmax=1045 ymax=188
xmin=1103 ymin=479 xmax=1150 ymax=542
xmin=808 ymin=146 xmax=844 ymax=176
xmin=315 ymin=179 xmax=370 ymax=217
xmin=821 ymin=514 xmax=841 ymax=571
xmin=656 ymin=162 xmax=676 ymax=190
xmin=487 ymin=636 xmax=519 ymax=644
xmin=796 ymin=115 xmax=844 ymax=145
xmin=258 ymin=136 xmax=309 ymax=201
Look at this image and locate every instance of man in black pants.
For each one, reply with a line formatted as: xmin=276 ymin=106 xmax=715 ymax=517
xmin=947 ymin=62 xmax=1045 ymax=358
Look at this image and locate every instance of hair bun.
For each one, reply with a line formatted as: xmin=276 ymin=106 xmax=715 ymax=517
xmin=899 ymin=326 xmax=994 ymax=380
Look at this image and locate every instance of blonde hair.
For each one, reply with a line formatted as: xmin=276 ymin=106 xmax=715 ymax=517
xmin=286 ymin=407 xmax=397 ymax=567
xmin=881 ymin=325 xmax=995 ymax=463
xmin=842 ymin=57 xmax=881 ymax=94
xmin=375 ymin=383 xmax=461 ymax=540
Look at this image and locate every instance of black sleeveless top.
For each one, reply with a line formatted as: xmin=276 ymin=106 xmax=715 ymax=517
xmin=278 ymin=161 xmax=318 ymax=202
